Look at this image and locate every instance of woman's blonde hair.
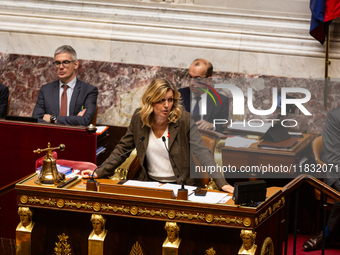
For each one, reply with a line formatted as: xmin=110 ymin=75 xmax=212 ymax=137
xmin=139 ymin=78 xmax=182 ymax=127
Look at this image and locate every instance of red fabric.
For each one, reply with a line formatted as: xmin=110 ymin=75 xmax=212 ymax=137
xmin=60 ymin=84 xmax=68 ymax=116
xmin=325 ymin=0 xmax=340 ymax=22
xmin=35 ymin=152 xmax=96 ymax=172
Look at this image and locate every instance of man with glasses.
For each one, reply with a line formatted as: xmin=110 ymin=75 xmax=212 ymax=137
xmin=178 ymin=59 xmax=229 ymax=133
xmin=32 ymin=45 xmax=98 ymax=126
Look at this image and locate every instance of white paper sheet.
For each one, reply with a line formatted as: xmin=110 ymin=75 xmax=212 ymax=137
xmin=123 ymin=180 xmax=160 ymax=188
xmin=188 ymin=191 xmax=229 ymax=204
xmin=224 ymin=137 xmax=258 ymax=148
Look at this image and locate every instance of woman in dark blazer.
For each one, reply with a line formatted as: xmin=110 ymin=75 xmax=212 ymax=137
xmin=82 ymin=78 xmax=233 ymax=192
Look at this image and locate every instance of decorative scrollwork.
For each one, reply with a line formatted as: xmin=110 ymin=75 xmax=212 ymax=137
xmin=27 ymin=197 xmax=55 ymax=206
xmin=54 ymin=233 xmax=71 ymax=255
xmin=213 ymin=216 xmax=244 ymax=225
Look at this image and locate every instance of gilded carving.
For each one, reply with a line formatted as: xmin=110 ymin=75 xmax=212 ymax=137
xmin=54 ymin=233 xmax=71 ymax=255
xmin=238 ymin=230 xmax=257 ymax=255
xmin=255 ymin=218 xmax=258 ymax=226
xmin=17 ymin=207 xmax=34 ymax=231
xmin=16 ymin=207 xmax=34 ymax=255
xmin=281 ymin=196 xmax=285 ymax=205
xmin=206 ymin=214 xmax=213 ymax=223
xmin=20 ymin=195 xmax=28 ymax=204
xmin=130 ymin=241 xmax=144 ymax=255
xmin=27 ymin=196 xmax=56 ymax=206
xmin=243 ymin=218 xmax=251 ymax=227
xmin=89 ymin=214 xmax=108 ymax=240
xmin=272 ymin=200 xmax=282 ymax=212
xmin=57 ymin=199 xmax=65 ymax=208
xmin=130 ymin=206 xmax=138 ymax=215
xmin=93 ymin=202 xmax=101 ymax=211
xmin=168 ymin=210 xmax=176 ymax=219
xmin=206 ymin=247 xmax=217 ymax=255
xmin=259 ymin=209 xmax=269 ymax=223
xmin=163 ymin=222 xmax=181 ymax=255
xmin=214 ymin=216 xmax=244 ymax=226
xmin=260 ymin=237 xmax=274 ymax=255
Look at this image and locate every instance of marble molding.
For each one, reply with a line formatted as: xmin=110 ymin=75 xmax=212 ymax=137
xmin=1 ymin=52 xmax=338 ymax=133
xmin=0 ymin=0 xmax=339 ymax=78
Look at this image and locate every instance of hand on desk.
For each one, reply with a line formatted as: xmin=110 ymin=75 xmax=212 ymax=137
xmin=196 ymin=119 xmax=214 ymax=130
xmin=221 ymin=184 xmax=234 ymax=193
xmin=81 ymin=170 xmax=98 ymax=178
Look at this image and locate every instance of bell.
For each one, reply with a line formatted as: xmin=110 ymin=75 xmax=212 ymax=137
xmin=34 ymin=143 xmax=66 ymax=185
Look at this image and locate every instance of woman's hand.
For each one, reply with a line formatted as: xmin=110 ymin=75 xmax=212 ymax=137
xmin=81 ymin=170 xmax=98 ymax=179
xmin=221 ymin=184 xmax=234 ymax=193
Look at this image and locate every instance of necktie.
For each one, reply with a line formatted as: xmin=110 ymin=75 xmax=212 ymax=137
xmin=193 ymin=96 xmax=201 ymax=121
xmin=60 ymin=84 xmax=68 ymax=116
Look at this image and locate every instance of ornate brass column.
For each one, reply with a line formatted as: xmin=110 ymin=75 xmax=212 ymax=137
xmin=16 ymin=207 xmax=34 ymax=255
xmin=88 ymin=214 xmax=108 ymax=255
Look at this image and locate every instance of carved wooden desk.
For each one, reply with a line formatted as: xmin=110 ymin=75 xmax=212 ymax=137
xmin=16 ymin=175 xmax=286 ymax=254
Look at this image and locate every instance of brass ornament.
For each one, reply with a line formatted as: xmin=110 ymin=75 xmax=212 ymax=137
xmin=20 ymin=195 xmax=28 ymax=204
xmin=260 ymin=237 xmax=274 ymax=255
xmin=168 ymin=210 xmax=176 ymax=219
xmin=205 ymin=214 xmax=213 ymax=223
xmin=206 ymin=247 xmax=217 ymax=255
xmin=163 ymin=222 xmax=181 ymax=254
xmin=130 ymin=241 xmax=144 ymax=255
xmin=93 ymin=202 xmax=101 ymax=211
xmin=243 ymin=218 xmax=251 ymax=227
xmin=255 ymin=218 xmax=258 ymax=226
xmin=57 ymin=199 xmax=65 ymax=208
xmin=281 ymin=196 xmax=285 ymax=204
xmin=54 ymin=233 xmax=71 ymax=255
xmin=16 ymin=207 xmax=34 ymax=255
xmin=130 ymin=206 xmax=138 ymax=215
xmin=214 ymin=216 xmax=244 ymax=226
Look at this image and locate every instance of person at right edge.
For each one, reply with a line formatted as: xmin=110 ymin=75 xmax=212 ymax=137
xmin=82 ymin=78 xmax=234 ymax=193
xmin=303 ymin=107 xmax=340 ymax=251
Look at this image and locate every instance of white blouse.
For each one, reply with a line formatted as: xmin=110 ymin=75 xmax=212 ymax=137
xmin=145 ymin=126 xmax=176 ymax=182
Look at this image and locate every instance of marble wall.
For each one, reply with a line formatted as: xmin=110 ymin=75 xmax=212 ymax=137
xmin=1 ymin=52 xmax=337 ymax=133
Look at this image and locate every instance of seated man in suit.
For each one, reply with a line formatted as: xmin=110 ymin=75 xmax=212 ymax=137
xmin=32 ymin=45 xmax=98 ymax=126
xmin=303 ymin=106 xmax=340 ymax=251
xmin=178 ymin=59 xmax=229 ymax=133
xmin=0 ymin=83 xmax=9 ymax=119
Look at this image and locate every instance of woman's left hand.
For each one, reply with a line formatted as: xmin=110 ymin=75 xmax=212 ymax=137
xmin=221 ymin=184 xmax=234 ymax=193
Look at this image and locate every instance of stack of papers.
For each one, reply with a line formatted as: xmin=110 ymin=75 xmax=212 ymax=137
xmin=225 ymin=137 xmax=258 ymax=148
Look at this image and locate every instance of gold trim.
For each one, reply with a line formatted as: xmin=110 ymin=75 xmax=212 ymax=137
xmin=20 ymin=195 xmax=28 ymax=204
xmin=243 ymin=218 xmax=251 ymax=227
xmin=214 ymin=216 xmax=244 ymax=225
xmin=54 ymin=233 xmax=71 ymax=255
xmin=255 ymin=218 xmax=258 ymax=226
xmin=281 ymin=196 xmax=285 ymax=205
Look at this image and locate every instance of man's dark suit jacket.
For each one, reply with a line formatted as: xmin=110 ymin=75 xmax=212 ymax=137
xmin=178 ymin=87 xmax=229 ymax=133
xmin=96 ymin=108 xmax=229 ymax=189
xmin=0 ymin=83 xmax=9 ymax=119
xmin=32 ymin=79 xmax=98 ymax=126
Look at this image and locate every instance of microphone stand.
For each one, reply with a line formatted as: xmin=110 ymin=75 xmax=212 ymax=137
xmin=162 ymin=136 xmax=188 ymax=200
xmin=86 ymin=136 xmax=145 ymax=191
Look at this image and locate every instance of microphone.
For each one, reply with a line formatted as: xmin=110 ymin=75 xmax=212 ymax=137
xmin=86 ymin=136 xmax=145 ymax=191
xmin=161 ymin=136 xmax=188 ymax=200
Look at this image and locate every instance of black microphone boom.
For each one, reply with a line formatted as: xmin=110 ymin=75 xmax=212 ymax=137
xmin=161 ymin=136 xmax=185 ymax=190
xmin=91 ymin=136 xmax=145 ymax=179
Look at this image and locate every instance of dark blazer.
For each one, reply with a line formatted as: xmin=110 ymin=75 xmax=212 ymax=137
xmin=0 ymin=83 xmax=9 ymax=119
xmin=32 ymin=79 xmax=98 ymax=126
xmin=178 ymin=87 xmax=229 ymax=133
xmin=96 ymin=108 xmax=229 ymax=189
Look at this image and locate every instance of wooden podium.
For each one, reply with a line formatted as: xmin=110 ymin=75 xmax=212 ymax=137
xmin=0 ymin=120 xmax=97 ymax=239
xmin=16 ymin=175 xmax=286 ymax=254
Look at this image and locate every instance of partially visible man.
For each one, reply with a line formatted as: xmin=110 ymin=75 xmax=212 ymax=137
xmin=303 ymin=107 xmax=340 ymax=251
xmin=0 ymin=83 xmax=9 ymax=119
xmin=32 ymin=45 xmax=98 ymax=126
xmin=178 ymin=59 xmax=229 ymax=133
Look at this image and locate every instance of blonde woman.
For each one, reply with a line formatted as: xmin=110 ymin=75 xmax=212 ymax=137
xmin=82 ymin=78 xmax=233 ymax=192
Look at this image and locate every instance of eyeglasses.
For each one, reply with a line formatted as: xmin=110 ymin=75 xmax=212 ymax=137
xmin=52 ymin=60 xmax=75 ymax=68
xmin=186 ymin=73 xmax=207 ymax=83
